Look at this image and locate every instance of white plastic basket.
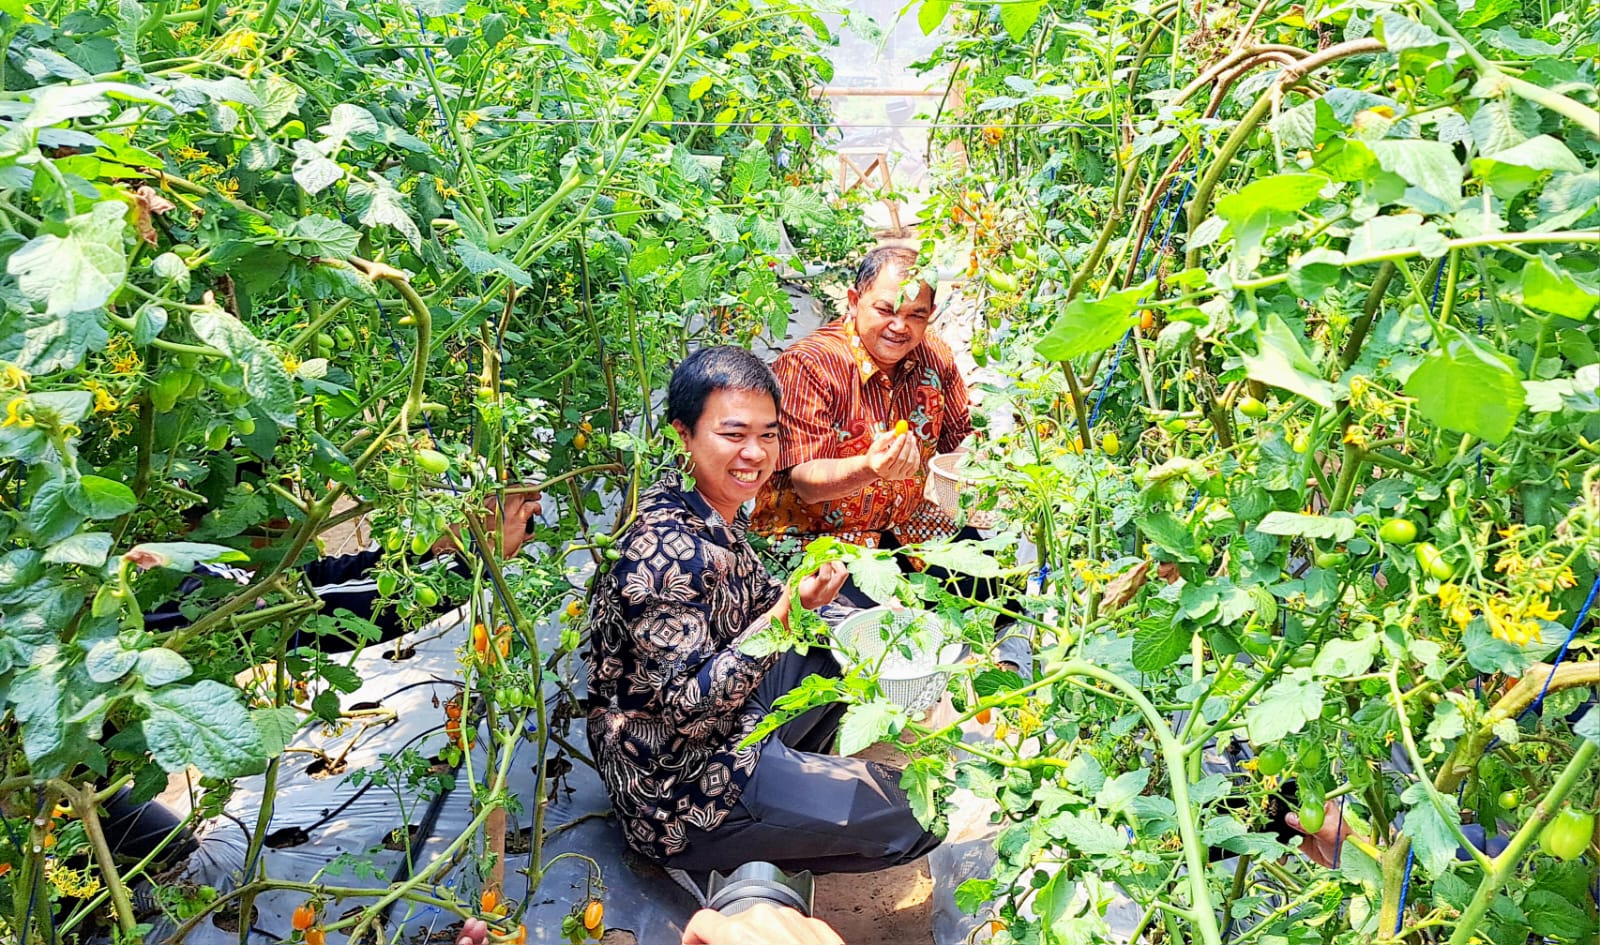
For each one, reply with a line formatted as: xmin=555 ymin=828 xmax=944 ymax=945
xmin=926 ymin=450 xmax=999 ymax=529
xmin=833 ymin=607 xmax=963 ymax=713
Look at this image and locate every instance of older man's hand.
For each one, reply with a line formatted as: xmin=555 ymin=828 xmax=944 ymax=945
xmin=798 ymin=561 xmax=848 ymax=611
xmin=865 ymin=428 xmax=921 ymax=481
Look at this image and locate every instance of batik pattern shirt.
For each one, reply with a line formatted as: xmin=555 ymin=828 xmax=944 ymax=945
xmin=753 ymin=318 xmax=973 ymax=547
xmin=585 ymin=471 xmax=785 ymax=862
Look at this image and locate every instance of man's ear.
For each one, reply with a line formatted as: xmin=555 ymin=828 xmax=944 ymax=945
xmin=846 ymin=286 xmax=861 ymax=311
xmin=670 ymin=419 xmax=689 ymax=442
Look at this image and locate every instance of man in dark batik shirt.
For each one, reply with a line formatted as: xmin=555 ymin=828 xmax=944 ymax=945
xmin=585 ymin=347 xmax=941 ymax=874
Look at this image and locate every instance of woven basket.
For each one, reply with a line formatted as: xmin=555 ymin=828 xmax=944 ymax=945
xmin=926 ymin=450 xmax=999 ymax=529
xmin=834 ymin=607 xmax=962 ymax=714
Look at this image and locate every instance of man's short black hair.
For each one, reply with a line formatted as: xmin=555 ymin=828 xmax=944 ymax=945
xmin=853 ymin=246 xmax=935 ymax=303
xmin=667 ymin=346 xmax=781 ymax=434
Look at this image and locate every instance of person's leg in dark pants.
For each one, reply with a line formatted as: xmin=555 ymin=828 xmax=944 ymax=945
xmin=663 ymin=738 xmax=941 ymax=875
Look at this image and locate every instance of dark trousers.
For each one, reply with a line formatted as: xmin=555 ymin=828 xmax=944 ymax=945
xmin=663 ymin=647 xmax=941 ymax=875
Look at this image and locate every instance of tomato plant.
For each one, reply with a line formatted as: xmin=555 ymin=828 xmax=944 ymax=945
xmin=766 ymin=2 xmax=1600 ymax=944
xmin=0 ymin=0 xmax=860 ymax=939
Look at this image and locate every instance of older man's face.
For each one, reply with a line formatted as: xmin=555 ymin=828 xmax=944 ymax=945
xmin=849 ymin=264 xmax=934 ymax=373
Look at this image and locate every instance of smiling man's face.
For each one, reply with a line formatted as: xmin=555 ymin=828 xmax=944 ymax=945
xmin=849 ymin=263 xmax=934 ymax=373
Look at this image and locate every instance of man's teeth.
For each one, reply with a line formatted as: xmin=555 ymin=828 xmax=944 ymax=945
xmin=731 ymin=471 xmax=759 ymax=483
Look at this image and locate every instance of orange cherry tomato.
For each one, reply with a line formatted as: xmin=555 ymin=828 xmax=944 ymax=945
xmin=893 ymin=419 xmax=909 ymax=436
xmin=305 ymin=929 xmax=326 ymax=945
xmin=565 ymin=600 xmax=583 ymax=618
xmin=496 ymin=624 xmax=513 ymax=637
xmin=444 ymin=700 xmax=463 ymax=721
xmin=291 ymin=903 xmax=316 ymax=931
xmin=583 ymin=899 xmax=604 ymax=931
xmin=975 ymin=708 xmax=992 ymax=725
xmin=1139 ymin=310 xmax=1156 ymax=332
xmin=496 ymin=636 xmax=510 ymax=659
xmin=473 ymin=623 xmax=490 ymax=657
xmin=481 ymin=887 xmax=500 ymax=913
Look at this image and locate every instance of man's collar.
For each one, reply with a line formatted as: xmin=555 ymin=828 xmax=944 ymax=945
xmin=656 ymin=468 xmax=746 ymax=541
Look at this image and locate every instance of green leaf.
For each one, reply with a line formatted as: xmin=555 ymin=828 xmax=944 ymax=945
xmin=44 ymin=531 xmax=113 ymax=567
xmin=837 ymin=700 xmax=906 ymax=756
xmin=1399 ymin=782 xmax=1461 ymax=878
xmin=7 ymin=200 xmax=129 ymax=317
xmin=1047 ymin=810 xmax=1127 ymax=855
xmin=352 ymin=175 xmax=422 ymax=251
xmin=1471 ymin=135 xmax=1584 ymax=199
xmin=189 ymin=302 xmax=298 ymax=427
xmin=27 ymin=474 xmax=85 ymax=545
xmin=1287 ymin=247 xmax=1346 ymax=298
xmin=68 ymin=474 xmax=137 ymax=519
xmin=1203 ymin=815 xmax=1287 ymax=856
xmin=455 ymin=240 xmax=533 ymax=287
xmin=688 ymin=74 xmax=714 ymax=101
xmin=1132 ymin=617 xmax=1192 ymax=673
xmin=953 ymin=878 xmax=996 ymax=915
xmin=1576 ymin=706 xmax=1600 ymax=748
xmin=136 ymin=648 xmax=193 ymax=686
xmin=1244 ymin=672 xmax=1325 ymax=743
xmin=1036 ymin=281 xmax=1150 ymax=361
xmin=779 ymin=186 xmax=832 ymax=229
xmin=917 ymin=0 xmax=951 ymax=35
xmin=731 ymin=141 xmax=771 ymax=197
xmin=911 ymin=540 xmax=1004 ymax=579
xmin=1348 ymin=215 xmax=1449 ymax=259
xmin=1523 ymin=890 xmax=1596 ymax=940
xmin=1469 ymin=96 xmax=1538 ymax=155
xmin=291 ymin=139 xmax=344 ymax=194
xmin=1311 ymin=636 xmax=1379 ymax=678
xmin=251 ymin=705 xmax=303 ymax=757
xmin=1215 ymin=174 xmax=1326 ymax=269
xmin=123 ymin=541 xmax=249 ymax=571
xmin=1519 ymin=255 xmax=1598 ymax=320
xmin=286 ymin=215 xmax=361 ymax=258
xmin=998 ymin=1 xmax=1043 ymax=41
xmin=1256 ymin=511 xmax=1357 ymax=542
xmin=86 ymin=638 xmax=139 ymax=683
xmin=317 ymin=103 xmax=380 ymax=151
xmin=1136 ymin=510 xmax=1197 ymax=561
xmin=138 ymin=680 xmax=267 ymax=778
xmin=1368 ymin=140 xmax=1462 ymax=213
xmin=1405 ymin=329 xmax=1524 ymax=444
xmin=1239 ymin=313 xmax=1338 ymax=408
xmin=22 ymin=82 xmax=173 ymax=128
xmin=1033 ymin=872 xmax=1078 ymax=930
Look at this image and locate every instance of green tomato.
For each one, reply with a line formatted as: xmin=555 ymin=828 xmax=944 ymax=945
xmin=151 ymin=371 xmax=189 ymax=412
xmin=205 ymin=425 xmax=231 ymax=451
xmin=387 ymin=467 xmax=411 ymax=492
xmin=1539 ymin=808 xmax=1595 ymax=862
xmin=594 ymin=533 xmax=615 ymax=548
xmin=1298 ymin=802 xmax=1327 ymax=834
xmin=316 ymin=332 xmax=336 ymax=354
xmin=1414 ymin=542 xmax=1455 ymax=580
xmin=1238 ymin=396 xmax=1268 ymax=419
xmin=1240 ymin=629 xmax=1275 ymax=658
xmin=1288 ymin=644 xmax=1317 ymax=669
xmin=1292 ymin=432 xmax=1311 ymax=453
xmin=1257 ymin=747 xmax=1288 ymax=776
xmin=234 ymin=415 xmax=256 ymax=436
xmin=415 ymin=448 xmax=451 ymax=476
xmin=1497 ymin=790 xmax=1519 ymax=810
xmin=281 ymin=119 xmax=306 ymax=140
xmin=1162 ymin=416 xmax=1190 ymax=435
xmin=1313 ymin=549 xmax=1348 ymax=569
xmin=604 ymin=548 xmax=622 ymax=561
xmin=1378 ymin=518 xmax=1418 ymax=545
xmin=414 ymin=584 xmax=440 ymax=608
xmin=335 ymin=325 xmax=356 ymax=349
xmin=1298 ymin=742 xmax=1324 ymax=772
xmin=410 ymin=532 xmax=432 ymax=556
xmin=376 ymin=572 xmax=398 ymax=596
xmin=983 ymin=268 xmax=1019 ymax=293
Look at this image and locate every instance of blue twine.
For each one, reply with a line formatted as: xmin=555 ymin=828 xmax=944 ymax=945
xmin=1395 ymin=846 xmax=1415 ymax=934
xmin=1087 ymin=171 xmax=1193 ymax=430
xmin=1526 ymin=573 xmax=1600 ymax=717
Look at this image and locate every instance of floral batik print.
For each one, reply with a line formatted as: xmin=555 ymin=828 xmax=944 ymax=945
xmin=585 ymin=470 xmax=785 ymax=861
